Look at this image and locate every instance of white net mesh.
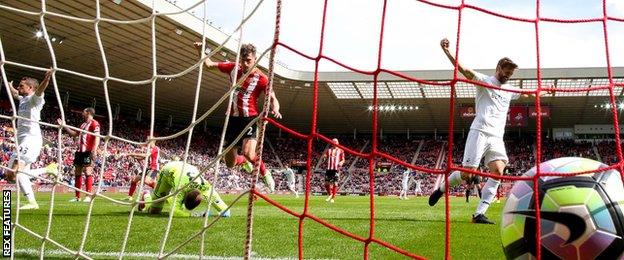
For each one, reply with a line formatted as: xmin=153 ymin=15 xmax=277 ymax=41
xmin=0 ymin=0 xmax=277 ymax=258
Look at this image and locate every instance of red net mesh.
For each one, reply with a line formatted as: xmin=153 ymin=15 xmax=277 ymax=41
xmin=250 ymin=0 xmax=624 ymax=259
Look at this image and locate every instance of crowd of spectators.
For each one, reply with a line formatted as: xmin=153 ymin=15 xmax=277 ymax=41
xmin=1 ymin=100 xmax=620 ymax=197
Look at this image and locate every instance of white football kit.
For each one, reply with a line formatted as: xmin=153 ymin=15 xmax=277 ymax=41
xmin=462 ymin=72 xmax=520 ymax=168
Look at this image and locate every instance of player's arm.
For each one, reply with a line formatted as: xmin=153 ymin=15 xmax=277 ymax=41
xmin=520 ymin=89 xmax=552 ymax=99
xmin=57 ymin=119 xmax=79 ymax=137
xmin=200 ymin=186 xmax=229 ymax=214
xmin=125 ymin=152 xmax=148 ymax=159
xmin=440 ymin=38 xmax=476 ymax=80
xmin=92 ymin=135 xmax=100 ymax=158
xmin=89 ymin=123 xmax=101 ymax=158
xmin=8 ymin=80 xmax=19 ymax=99
xmin=269 ymin=90 xmax=282 ymax=119
xmin=34 ymin=69 xmax=53 ymax=97
xmin=193 ymin=42 xmax=219 ymax=70
xmin=339 ymin=150 xmax=345 ymax=167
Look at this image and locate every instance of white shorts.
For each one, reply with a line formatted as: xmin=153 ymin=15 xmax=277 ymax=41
xmin=10 ymin=136 xmax=43 ymax=166
xmin=402 ymin=179 xmax=409 ymax=190
xmin=462 ymin=130 xmax=508 ymax=168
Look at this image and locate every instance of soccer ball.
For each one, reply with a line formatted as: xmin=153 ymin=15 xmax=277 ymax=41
xmin=501 ymin=157 xmax=624 ymax=259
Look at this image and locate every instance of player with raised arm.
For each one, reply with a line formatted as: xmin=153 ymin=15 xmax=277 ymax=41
xmin=194 ymin=42 xmax=281 ymax=193
xmin=5 ymin=70 xmax=58 ymax=210
xmin=323 ymin=138 xmax=345 ymax=203
xmin=399 ymin=169 xmax=411 ymax=200
xmin=428 ymin=38 xmax=549 ymax=224
xmin=58 ymin=107 xmax=100 ymax=203
xmin=146 ymin=161 xmax=230 ymax=218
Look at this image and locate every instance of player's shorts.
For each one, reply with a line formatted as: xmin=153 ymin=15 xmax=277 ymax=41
xmin=225 ymin=116 xmax=257 ymax=146
xmin=73 ymin=151 xmax=94 ymax=167
xmin=10 ymin=136 xmax=42 ymax=166
xmin=324 ymin=169 xmax=339 ymax=183
xmin=462 ymin=130 xmax=508 ymax=168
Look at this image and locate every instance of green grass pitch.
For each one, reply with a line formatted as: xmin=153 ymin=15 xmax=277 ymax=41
xmin=11 ymin=193 xmax=506 ymax=259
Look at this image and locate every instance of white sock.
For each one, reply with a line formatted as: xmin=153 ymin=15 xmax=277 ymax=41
xmin=475 ymin=178 xmax=501 ymax=215
xmin=17 ymin=173 xmax=36 ymax=203
xmin=440 ymin=171 xmax=462 ymax=192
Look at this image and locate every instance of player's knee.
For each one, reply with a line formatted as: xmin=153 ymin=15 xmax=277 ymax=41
xmin=491 ymin=169 xmax=504 ymax=176
xmin=244 ymin=151 xmax=256 ymax=162
xmin=487 ymin=160 xmax=506 ymax=175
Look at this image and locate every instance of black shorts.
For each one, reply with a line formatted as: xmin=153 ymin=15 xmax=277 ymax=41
xmin=225 ymin=117 xmax=257 ymax=146
xmin=73 ymin=151 xmax=93 ymax=167
xmin=325 ymin=170 xmax=339 ymax=183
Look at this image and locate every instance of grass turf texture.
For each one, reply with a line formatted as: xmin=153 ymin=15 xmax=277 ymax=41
xmin=11 ymin=193 xmax=505 ymax=259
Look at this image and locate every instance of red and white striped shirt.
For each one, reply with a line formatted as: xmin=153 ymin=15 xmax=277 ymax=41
xmin=217 ymin=62 xmax=269 ymax=118
xmin=78 ymin=119 xmax=100 ymax=152
xmin=148 ymin=146 xmax=160 ymax=171
xmin=326 ymin=147 xmax=345 ymax=171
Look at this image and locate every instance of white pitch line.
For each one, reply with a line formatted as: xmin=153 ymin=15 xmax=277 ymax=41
xmin=14 ymin=248 xmax=336 ymax=260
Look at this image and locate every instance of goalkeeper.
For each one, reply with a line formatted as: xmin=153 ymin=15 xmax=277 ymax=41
xmin=146 ymin=161 xmax=230 ymax=217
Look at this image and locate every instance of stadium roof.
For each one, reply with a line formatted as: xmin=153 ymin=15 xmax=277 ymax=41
xmin=1 ymin=0 xmax=624 ymax=134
